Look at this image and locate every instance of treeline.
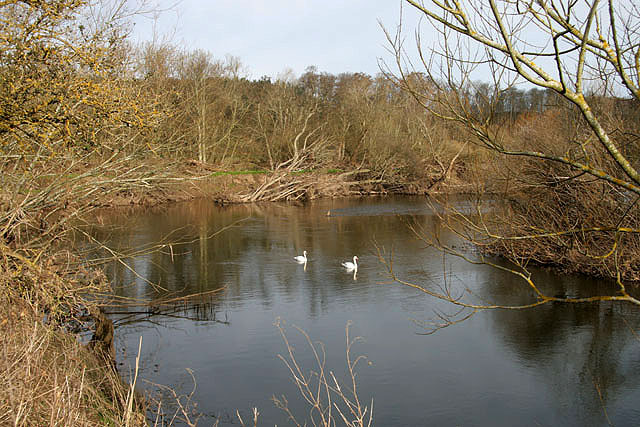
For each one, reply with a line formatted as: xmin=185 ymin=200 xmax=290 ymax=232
xmin=136 ymin=47 xmax=457 ymax=179
xmin=137 ymin=44 xmax=640 ymax=180
xmin=1 ymin=0 xmax=635 ymax=187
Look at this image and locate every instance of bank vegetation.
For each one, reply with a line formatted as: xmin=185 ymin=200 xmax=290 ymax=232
xmin=381 ymin=0 xmax=640 ymax=326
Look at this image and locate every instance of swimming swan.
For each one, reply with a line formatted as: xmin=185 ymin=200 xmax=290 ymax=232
xmin=294 ymin=250 xmax=308 ymax=263
xmin=342 ymin=256 xmax=358 ymax=271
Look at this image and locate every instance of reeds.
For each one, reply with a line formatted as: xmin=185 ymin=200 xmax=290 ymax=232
xmin=273 ymin=319 xmax=373 ymax=427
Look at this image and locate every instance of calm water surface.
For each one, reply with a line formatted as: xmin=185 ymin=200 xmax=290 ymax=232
xmin=94 ymin=196 xmax=640 ymax=426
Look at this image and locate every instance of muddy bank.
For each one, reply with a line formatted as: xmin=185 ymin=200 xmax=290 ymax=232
xmin=96 ymin=167 xmax=471 ymax=208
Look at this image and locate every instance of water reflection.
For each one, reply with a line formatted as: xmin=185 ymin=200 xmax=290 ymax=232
xmin=91 ymin=196 xmax=640 ymax=426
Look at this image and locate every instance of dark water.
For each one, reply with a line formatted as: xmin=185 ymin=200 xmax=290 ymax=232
xmin=93 ymin=196 xmax=640 ymax=426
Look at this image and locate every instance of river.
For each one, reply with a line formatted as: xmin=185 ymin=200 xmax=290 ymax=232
xmin=91 ymin=196 xmax=640 ymax=426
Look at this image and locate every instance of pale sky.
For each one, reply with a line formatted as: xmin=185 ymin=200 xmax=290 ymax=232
xmin=132 ymin=0 xmax=427 ymax=80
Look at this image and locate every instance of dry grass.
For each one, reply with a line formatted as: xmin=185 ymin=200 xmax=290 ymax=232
xmin=0 ymin=237 xmax=148 ymax=426
xmin=0 ymin=297 xmax=145 ymax=426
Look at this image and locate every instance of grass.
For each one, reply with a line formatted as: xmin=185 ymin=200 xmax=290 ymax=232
xmin=0 ymin=300 xmax=144 ymax=426
xmin=208 ymin=170 xmax=268 ymax=177
xmin=208 ymin=168 xmax=344 ymax=177
xmin=0 ymin=241 xmax=146 ymax=426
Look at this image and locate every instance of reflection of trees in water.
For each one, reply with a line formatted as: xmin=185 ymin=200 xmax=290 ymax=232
xmin=478 ymin=264 xmax=640 ymax=424
xmin=96 ymin=198 xmax=434 ymax=316
xmin=109 ymin=294 xmax=229 ymax=328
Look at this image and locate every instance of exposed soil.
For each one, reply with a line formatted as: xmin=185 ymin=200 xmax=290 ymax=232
xmin=96 ymin=167 xmax=471 ymax=209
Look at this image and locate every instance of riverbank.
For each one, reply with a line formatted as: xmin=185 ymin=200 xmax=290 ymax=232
xmin=0 ymin=243 xmax=146 ymax=426
xmin=93 ymin=164 xmax=472 ymax=208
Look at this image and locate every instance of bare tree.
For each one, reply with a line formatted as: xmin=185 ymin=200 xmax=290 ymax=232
xmin=382 ymin=0 xmax=640 ymax=318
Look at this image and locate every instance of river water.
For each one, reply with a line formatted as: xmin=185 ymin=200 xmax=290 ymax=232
xmin=93 ymin=196 xmax=640 ymax=426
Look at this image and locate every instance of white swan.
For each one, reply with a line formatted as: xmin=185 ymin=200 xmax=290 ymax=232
xmin=294 ymin=250 xmax=308 ymax=263
xmin=342 ymin=256 xmax=358 ymax=271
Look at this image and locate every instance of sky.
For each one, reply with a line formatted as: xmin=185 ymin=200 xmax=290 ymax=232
xmin=131 ymin=0 xmax=428 ymax=80
xmin=127 ymin=1 xmax=625 ymax=92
